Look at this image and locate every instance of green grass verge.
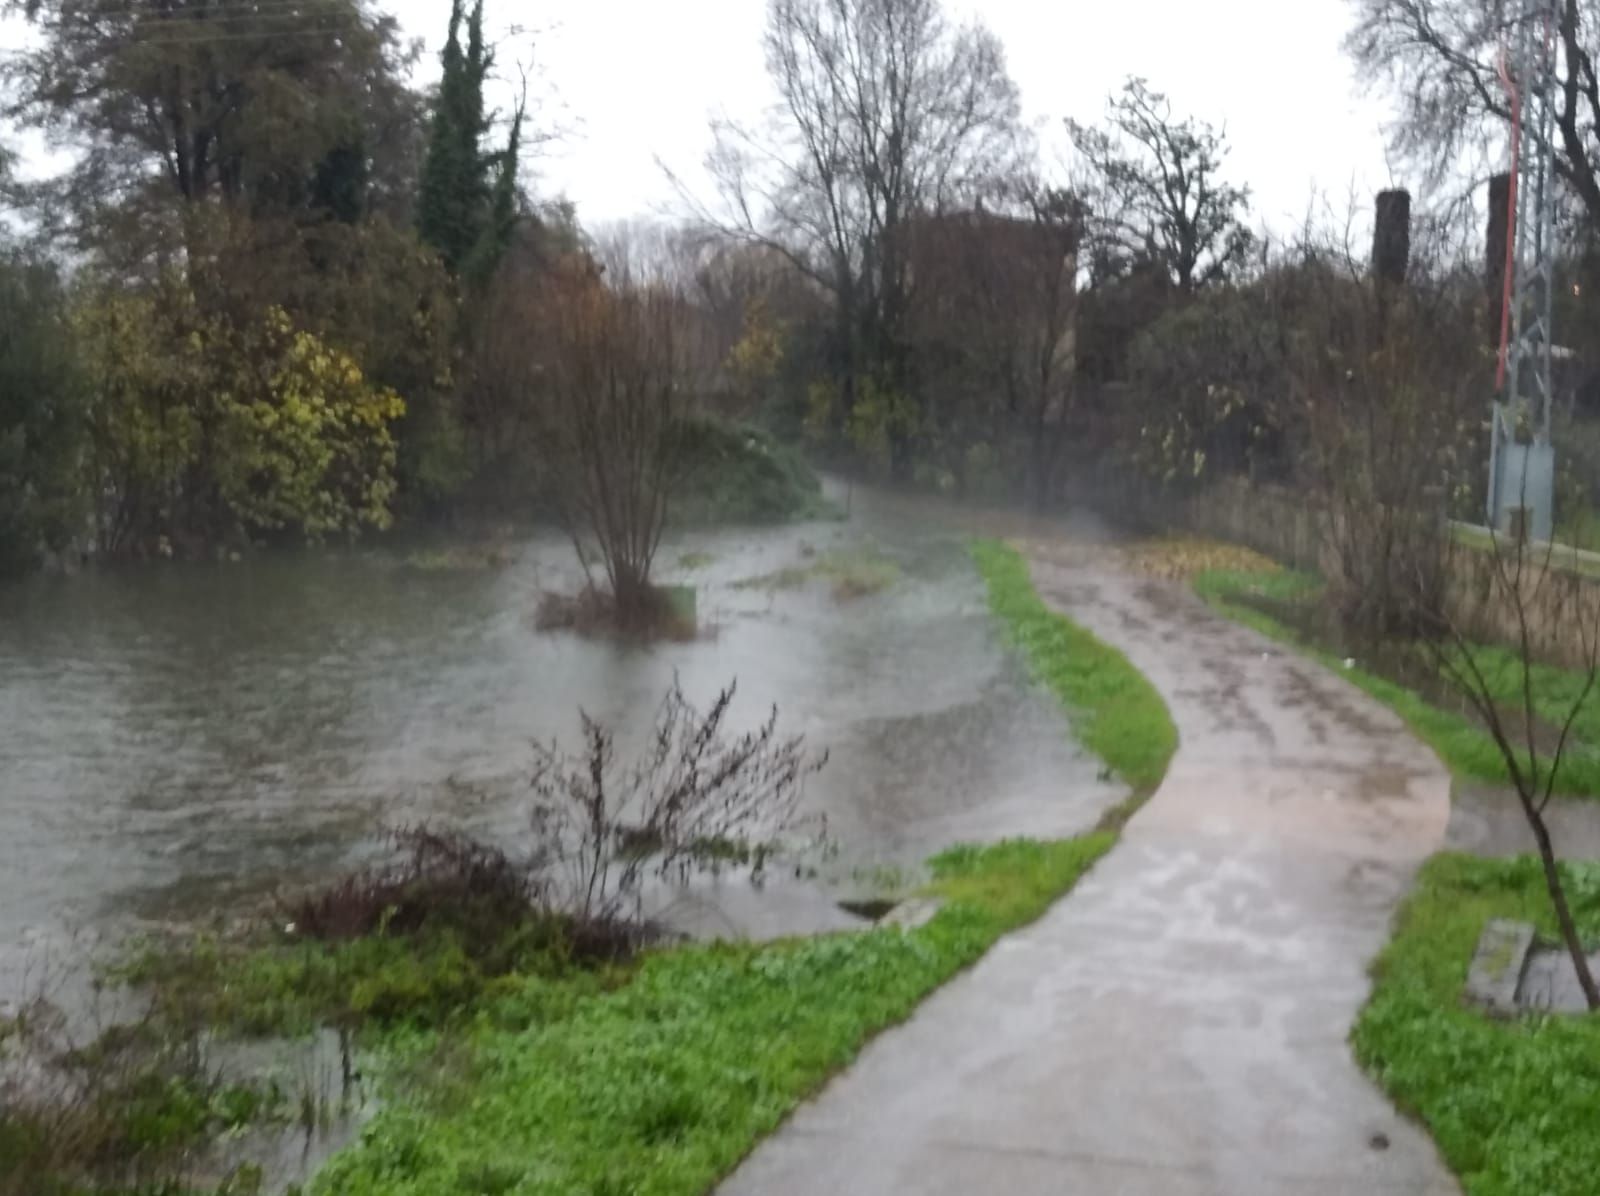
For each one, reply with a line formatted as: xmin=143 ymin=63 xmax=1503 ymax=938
xmin=1353 ymin=853 xmax=1600 ymax=1196
xmin=1194 ymin=568 xmax=1600 ymax=798
xmin=301 ymin=540 xmax=1178 ymax=1196
xmin=308 ymin=836 xmax=1115 ymax=1196
xmin=971 ymin=539 xmax=1177 ymax=796
xmin=24 ymin=542 xmax=1175 ymax=1196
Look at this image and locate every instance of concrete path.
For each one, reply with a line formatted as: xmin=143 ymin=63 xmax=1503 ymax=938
xmin=720 ymin=544 xmax=1459 ymax=1195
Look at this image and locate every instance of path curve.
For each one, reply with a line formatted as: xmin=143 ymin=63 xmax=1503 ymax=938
xmin=720 ymin=544 xmax=1459 ymax=1195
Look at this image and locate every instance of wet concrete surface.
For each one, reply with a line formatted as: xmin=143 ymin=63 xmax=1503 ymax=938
xmin=1518 ymin=944 xmax=1600 ymax=1012
xmin=1447 ymin=781 xmax=1600 ymax=859
xmin=720 ymin=541 xmax=1460 ymax=1196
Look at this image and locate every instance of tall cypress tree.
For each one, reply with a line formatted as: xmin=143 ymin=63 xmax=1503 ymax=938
xmin=418 ymin=0 xmax=492 ymax=273
xmin=465 ymin=90 xmax=524 ymax=286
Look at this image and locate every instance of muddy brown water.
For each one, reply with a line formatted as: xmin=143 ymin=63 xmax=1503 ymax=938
xmin=0 ymin=484 xmax=1123 ymax=1004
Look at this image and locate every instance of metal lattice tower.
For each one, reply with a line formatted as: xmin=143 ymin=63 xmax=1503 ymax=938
xmin=1488 ymin=0 xmax=1561 ymax=541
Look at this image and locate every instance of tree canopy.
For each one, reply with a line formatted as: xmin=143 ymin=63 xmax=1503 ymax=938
xmin=1067 ymin=77 xmax=1253 ymax=293
xmin=1346 ymin=0 xmax=1600 ymax=223
xmin=701 ymin=0 xmax=1025 ymax=472
xmin=2 ymin=0 xmax=423 ymax=255
xmin=416 ymin=0 xmax=525 ymax=282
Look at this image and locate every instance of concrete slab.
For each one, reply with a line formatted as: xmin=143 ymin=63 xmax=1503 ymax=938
xmin=1465 ymin=919 xmax=1534 ymax=1016
xmin=719 ymin=547 xmax=1460 ymax=1196
xmin=1519 ymin=944 xmax=1600 ymax=1013
xmin=879 ymin=896 xmax=943 ymax=930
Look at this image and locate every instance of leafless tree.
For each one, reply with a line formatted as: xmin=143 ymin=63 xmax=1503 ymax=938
xmin=684 ymin=0 xmax=1024 ymax=471
xmin=1067 ymin=77 xmax=1253 ymax=293
xmin=1274 ymin=222 xmax=1483 ymax=640
xmin=536 ymin=243 xmax=691 ymax=623
xmin=1423 ymin=530 xmax=1600 ymax=1009
xmin=528 ymin=679 xmax=827 ymax=925
xmin=1346 ymin=0 xmax=1600 ymax=223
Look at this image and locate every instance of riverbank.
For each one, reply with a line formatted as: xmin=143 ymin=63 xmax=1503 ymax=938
xmin=306 ymin=539 xmax=1171 ymax=1195
xmin=2 ymin=516 xmax=1178 ymax=1194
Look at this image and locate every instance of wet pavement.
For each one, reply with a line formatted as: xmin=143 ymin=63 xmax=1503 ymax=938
xmin=720 ymin=541 xmax=1460 ymax=1196
xmin=1447 ymin=781 xmax=1600 ymax=859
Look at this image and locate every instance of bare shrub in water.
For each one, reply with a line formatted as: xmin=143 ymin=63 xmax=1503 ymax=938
xmin=535 ymin=239 xmax=696 ymax=629
xmin=533 ymin=584 xmax=696 ymax=642
xmin=280 ymin=680 xmax=824 ymax=951
xmin=529 ymin=678 xmax=828 ymax=925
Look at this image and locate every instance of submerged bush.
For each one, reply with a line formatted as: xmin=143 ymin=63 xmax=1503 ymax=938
xmin=533 ymin=583 xmax=697 ymax=641
xmin=530 ymin=678 xmax=828 ymax=924
xmin=0 ymin=991 xmax=281 ymax=1196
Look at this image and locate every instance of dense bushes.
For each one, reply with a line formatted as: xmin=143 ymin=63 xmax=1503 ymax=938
xmin=0 ymin=255 xmax=85 ymax=577
xmin=669 ymin=417 xmax=829 ymax=525
xmin=75 ymin=285 xmax=405 ymax=557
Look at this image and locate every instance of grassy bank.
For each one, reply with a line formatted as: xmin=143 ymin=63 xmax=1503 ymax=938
xmin=3 ymin=841 xmax=1122 ymax=1196
xmin=6 ymin=540 xmax=1180 ymax=1196
xmin=1353 ymin=853 xmax=1600 ymax=1195
xmin=313 ymin=544 xmax=1176 ymax=1194
xmin=310 ymin=837 xmax=1113 ymax=1196
xmin=971 ymin=539 xmax=1177 ymax=797
xmin=1194 ymin=567 xmax=1600 ymax=797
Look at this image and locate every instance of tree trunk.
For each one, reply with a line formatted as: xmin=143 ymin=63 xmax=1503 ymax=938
xmin=888 ymin=426 xmax=914 ymax=483
xmin=1027 ymin=427 xmax=1056 ymax=513
xmin=611 ymin=563 xmax=656 ymax=630
xmin=1525 ymin=795 xmax=1600 ymax=1010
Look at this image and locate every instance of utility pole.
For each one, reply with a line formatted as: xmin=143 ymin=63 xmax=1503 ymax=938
xmin=1488 ymin=0 xmax=1561 ymax=542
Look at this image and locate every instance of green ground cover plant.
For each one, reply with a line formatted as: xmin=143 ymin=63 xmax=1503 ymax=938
xmin=670 ymin=420 xmax=835 ymax=526
xmin=972 ymin=539 xmax=1177 ymax=796
xmin=309 ymin=836 xmax=1115 ymax=1196
xmin=1353 ymin=853 xmax=1600 ymax=1196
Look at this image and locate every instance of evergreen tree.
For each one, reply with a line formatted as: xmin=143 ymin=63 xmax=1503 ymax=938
xmin=418 ymin=0 xmax=494 ymax=273
xmin=465 ymin=91 xmax=526 ymax=286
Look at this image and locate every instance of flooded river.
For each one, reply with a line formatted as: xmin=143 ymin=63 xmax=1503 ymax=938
xmin=0 ymin=486 xmax=1121 ymax=999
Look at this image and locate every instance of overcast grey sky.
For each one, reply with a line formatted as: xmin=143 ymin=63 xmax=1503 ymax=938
xmin=4 ymin=0 xmax=1404 ymax=233
xmin=409 ymin=0 xmax=1403 ymax=233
